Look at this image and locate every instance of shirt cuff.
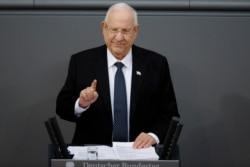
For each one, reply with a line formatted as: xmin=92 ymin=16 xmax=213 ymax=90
xmin=148 ymin=132 xmax=160 ymax=144
xmin=74 ymin=98 xmax=89 ymax=117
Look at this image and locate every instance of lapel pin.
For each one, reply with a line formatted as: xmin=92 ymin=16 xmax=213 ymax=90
xmin=136 ymin=71 xmax=141 ymax=76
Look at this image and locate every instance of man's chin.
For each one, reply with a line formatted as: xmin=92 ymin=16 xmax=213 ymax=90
xmin=112 ymin=48 xmax=124 ymax=55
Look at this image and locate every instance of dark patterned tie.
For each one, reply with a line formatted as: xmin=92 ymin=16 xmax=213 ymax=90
xmin=113 ymin=62 xmax=128 ymax=141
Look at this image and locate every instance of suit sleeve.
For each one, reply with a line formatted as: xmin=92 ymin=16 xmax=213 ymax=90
xmin=153 ymin=56 xmax=180 ymax=143
xmin=56 ymin=55 xmax=79 ymax=122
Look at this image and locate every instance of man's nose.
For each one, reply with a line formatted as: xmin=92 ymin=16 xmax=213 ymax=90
xmin=114 ymin=32 xmax=124 ymax=41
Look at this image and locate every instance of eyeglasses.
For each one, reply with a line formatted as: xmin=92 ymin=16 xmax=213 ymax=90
xmin=105 ymin=23 xmax=135 ymax=36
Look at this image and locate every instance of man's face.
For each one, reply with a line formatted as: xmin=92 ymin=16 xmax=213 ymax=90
xmin=102 ymin=9 xmax=139 ymax=60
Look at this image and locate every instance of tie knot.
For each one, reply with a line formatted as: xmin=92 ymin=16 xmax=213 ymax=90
xmin=115 ymin=62 xmax=124 ymax=70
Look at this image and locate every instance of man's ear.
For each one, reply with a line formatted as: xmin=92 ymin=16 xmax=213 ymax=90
xmin=134 ymin=24 xmax=140 ymax=33
xmin=133 ymin=24 xmax=140 ymax=38
xmin=101 ymin=21 xmax=106 ymax=29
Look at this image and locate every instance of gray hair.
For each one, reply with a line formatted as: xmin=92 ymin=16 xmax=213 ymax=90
xmin=104 ymin=3 xmax=138 ymax=26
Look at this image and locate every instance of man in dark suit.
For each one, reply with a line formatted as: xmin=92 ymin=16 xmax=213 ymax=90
xmin=56 ymin=2 xmax=179 ymax=148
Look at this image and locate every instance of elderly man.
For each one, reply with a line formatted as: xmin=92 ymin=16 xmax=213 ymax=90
xmin=56 ymin=2 xmax=179 ymax=148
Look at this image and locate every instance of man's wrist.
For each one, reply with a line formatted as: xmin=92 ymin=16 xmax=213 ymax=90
xmin=74 ymin=98 xmax=89 ymax=117
xmin=148 ymin=132 xmax=160 ymax=144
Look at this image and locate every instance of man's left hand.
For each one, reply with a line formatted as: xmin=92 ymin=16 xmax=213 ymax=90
xmin=133 ymin=132 xmax=156 ymax=149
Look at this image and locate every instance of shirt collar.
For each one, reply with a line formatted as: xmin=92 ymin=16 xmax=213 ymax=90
xmin=107 ymin=48 xmax=132 ymax=69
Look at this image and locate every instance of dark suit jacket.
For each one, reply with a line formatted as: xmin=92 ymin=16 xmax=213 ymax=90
xmin=56 ymin=45 xmax=179 ymax=145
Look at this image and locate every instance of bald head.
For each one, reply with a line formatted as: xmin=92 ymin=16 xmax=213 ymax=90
xmin=105 ymin=3 xmax=138 ymax=26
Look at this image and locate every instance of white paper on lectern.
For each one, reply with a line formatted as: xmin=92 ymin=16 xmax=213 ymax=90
xmin=67 ymin=142 xmax=159 ymax=160
xmin=113 ymin=142 xmax=159 ymax=160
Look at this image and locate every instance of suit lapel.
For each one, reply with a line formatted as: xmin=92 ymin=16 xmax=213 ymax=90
xmin=130 ymin=46 xmax=148 ymax=117
xmin=93 ymin=46 xmax=112 ymax=117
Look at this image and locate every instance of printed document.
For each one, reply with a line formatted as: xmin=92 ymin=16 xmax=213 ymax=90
xmin=68 ymin=142 xmax=159 ymax=160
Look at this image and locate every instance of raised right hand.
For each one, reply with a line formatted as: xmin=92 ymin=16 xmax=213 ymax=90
xmin=79 ymin=79 xmax=99 ymax=108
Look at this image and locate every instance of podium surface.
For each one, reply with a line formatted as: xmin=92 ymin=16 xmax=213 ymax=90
xmin=51 ymin=159 xmax=179 ymax=167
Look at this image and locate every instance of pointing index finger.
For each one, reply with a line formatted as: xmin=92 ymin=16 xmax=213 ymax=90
xmin=91 ymin=79 xmax=97 ymax=90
